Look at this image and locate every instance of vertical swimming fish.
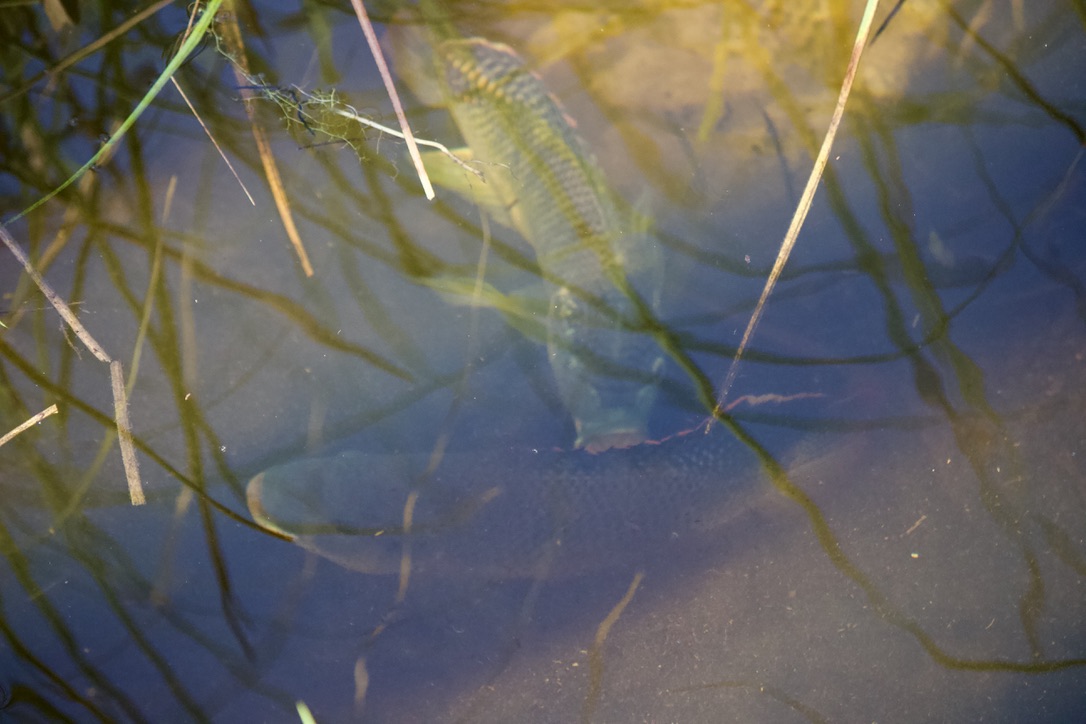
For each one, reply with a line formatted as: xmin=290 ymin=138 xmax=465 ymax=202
xmin=388 ymin=7 xmax=666 ymax=452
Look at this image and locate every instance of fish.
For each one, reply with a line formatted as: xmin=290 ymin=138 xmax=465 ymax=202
xmin=246 ymin=431 xmax=763 ymax=579
xmin=388 ymin=11 xmax=666 ymax=453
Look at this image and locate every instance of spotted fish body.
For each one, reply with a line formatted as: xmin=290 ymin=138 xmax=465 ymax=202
xmin=393 ymin=18 xmax=665 ymax=452
xmin=247 ymin=431 xmax=758 ymax=579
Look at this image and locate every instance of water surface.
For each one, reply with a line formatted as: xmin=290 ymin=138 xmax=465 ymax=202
xmin=1 ymin=1 xmax=1085 ymax=721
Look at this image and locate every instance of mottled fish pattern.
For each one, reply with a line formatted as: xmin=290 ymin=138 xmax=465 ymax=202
xmin=393 ymin=12 xmax=666 ymax=452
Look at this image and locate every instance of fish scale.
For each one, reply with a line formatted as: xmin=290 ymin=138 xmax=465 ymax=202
xmin=247 ymin=430 xmax=762 ymax=579
xmin=435 ymin=39 xmax=626 ymax=291
xmin=391 ymin=12 xmax=666 ymax=450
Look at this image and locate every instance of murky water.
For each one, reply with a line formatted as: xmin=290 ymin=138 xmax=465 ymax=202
xmin=1 ymin=1 xmax=1085 ymax=721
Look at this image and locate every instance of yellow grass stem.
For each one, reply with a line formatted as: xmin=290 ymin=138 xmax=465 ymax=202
xmin=711 ymin=0 xmax=881 ymax=424
xmin=295 ymin=700 xmax=318 ymax=724
xmin=0 ymin=405 xmax=58 ymax=448
xmin=111 ymin=360 xmax=145 ymax=505
xmin=347 ymin=0 xmax=435 ymax=200
xmin=1 ymin=216 xmax=146 ymax=505
xmin=170 ymin=77 xmax=256 ymax=205
xmin=0 ymin=225 xmax=109 ymax=362
xmin=216 ymin=8 xmax=314 ymax=276
xmin=327 ymin=104 xmax=483 ymax=180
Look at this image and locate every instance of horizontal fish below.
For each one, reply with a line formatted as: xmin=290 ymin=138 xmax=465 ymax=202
xmin=247 ymin=431 xmax=765 ymax=579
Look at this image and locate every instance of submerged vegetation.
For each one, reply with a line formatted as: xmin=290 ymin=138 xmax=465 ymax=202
xmin=0 ymin=0 xmax=1085 ymax=720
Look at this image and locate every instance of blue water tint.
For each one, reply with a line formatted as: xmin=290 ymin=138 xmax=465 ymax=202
xmin=1 ymin=1 xmax=1085 ymax=721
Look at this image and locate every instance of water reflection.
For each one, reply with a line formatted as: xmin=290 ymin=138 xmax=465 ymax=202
xmin=1 ymin=1 xmax=1085 ymax=721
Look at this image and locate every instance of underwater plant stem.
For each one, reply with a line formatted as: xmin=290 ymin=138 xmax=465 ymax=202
xmin=0 ymin=0 xmax=175 ymax=105
xmin=583 ymin=571 xmax=644 ymax=722
xmin=8 ymin=0 xmax=224 ymax=222
xmin=0 ymin=224 xmax=146 ymax=505
xmin=216 ymin=7 xmax=314 ymax=276
xmin=170 ymin=77 xmax=255 ymax=205
xmin=111 ymin=360 xmax=146 ymax=505
xmin=711 ymin=0 xmax=881 ymax=422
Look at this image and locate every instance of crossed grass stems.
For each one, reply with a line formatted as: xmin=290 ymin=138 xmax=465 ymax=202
xmin=1 ymin=0 xmax=1085 ymax=720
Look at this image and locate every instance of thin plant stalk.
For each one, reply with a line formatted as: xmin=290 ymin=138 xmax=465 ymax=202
xmin=710 ymin=0 xmax=881 ymax=422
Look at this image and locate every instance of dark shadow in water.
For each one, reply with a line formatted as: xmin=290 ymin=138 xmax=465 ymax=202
xmin=0 ymin=1 xmax=1085 ymax=721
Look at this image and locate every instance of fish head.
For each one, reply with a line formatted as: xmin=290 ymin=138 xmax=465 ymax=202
xmin=546 ymin=283 xmax=665 ymax=453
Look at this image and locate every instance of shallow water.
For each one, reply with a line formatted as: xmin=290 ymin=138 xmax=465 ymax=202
xmin=1 ymin=1 xmax=1085 ymax=721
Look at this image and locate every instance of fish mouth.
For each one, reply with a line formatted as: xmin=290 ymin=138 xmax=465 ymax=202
xmin=577 ymin=428 xmax=650 ymax=454
xmin=573 ymin=404 xmax=653 ymax=453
